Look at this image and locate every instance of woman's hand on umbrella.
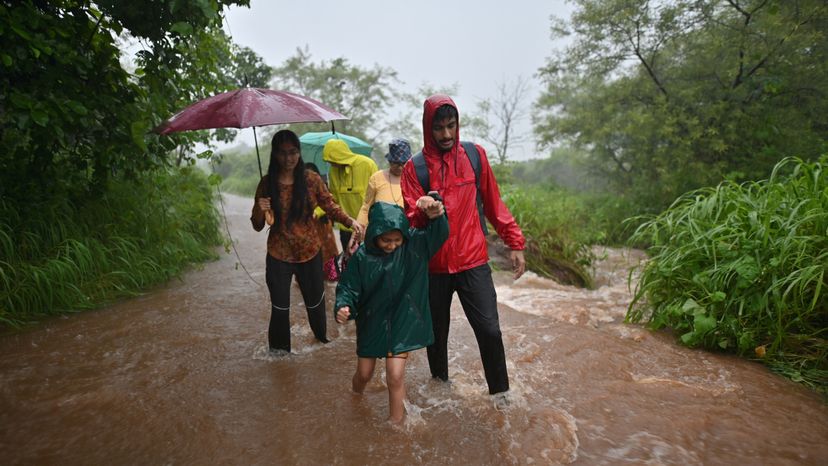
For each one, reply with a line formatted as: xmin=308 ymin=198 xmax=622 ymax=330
xmin=257 ymin=197 xmax=271 ymax=211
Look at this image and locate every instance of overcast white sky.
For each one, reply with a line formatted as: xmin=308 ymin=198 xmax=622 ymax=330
xmin=222 ymin=0 xmax=574 ymax=160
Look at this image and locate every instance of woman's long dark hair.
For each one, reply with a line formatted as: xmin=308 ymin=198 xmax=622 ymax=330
xmin=267 ymin=130 xmax=311 ymax=228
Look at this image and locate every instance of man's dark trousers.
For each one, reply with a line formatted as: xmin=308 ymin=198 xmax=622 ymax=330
xmin=426 ymin=263 xmax=509 ymax=394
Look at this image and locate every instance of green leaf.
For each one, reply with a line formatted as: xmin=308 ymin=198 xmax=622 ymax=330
xmin=680 ymin=330 xmax=697 ymax=345
xmin=207 ymin=173 xmax=222 ymax=186
xmin=130 ymin=121 xmax=148 ymax=151
xmin=734 ymin=256 xmax=760 ymax=283
xmin=738 ymin=332 xmax=754 ymax=352
xmin=16 ymin=114 xmax=30 ymax=129
xmin=693 ymin=310 xmax=716 ymax=335
xmin=10 ymin=92 xmax=33 ymax=109
xmin=1 ymin=54 xmax=11 ymax=67
xmin=31 ymin=109 xmax=49 ymax=126
xmin=10 ymin=23 xmax=31 ymax=41
xmin=681 ymin=298 xmax=703 ymax=314
xmin=170 ymin=22 xmax=193 ymax=36
xmin=195 ymin=0 xmax=217 ymax=20
xmin=66 ymin=101 xmax=88 ymax=116
xmin=710 ymin=291 xmax=726 ymax=302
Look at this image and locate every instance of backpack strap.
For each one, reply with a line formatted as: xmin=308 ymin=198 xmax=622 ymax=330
xmin=460 ymin=141 xmax=488 ymax=235
xmin=412 ymin=151 xmax=429 ymax=193
xmin=411 ymin=143 xmax=488 ymax=235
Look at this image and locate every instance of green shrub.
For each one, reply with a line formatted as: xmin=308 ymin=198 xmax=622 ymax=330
xmin=627 ymin=157 xmax=828 ymax=392
xmin=501 ymin=185 xmax=598 ymax=288
xmin=0 ymin=167 xmax=223 ymax=326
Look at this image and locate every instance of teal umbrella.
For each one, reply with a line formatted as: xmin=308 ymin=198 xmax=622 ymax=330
xmin=299 ymin=131 xmax=372 ymax=175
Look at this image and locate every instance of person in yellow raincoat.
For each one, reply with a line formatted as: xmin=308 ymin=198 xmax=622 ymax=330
xmin=322 ymin=139 xmax=378 ymax=251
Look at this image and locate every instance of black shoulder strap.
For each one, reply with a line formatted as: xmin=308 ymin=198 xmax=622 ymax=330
xmin=412 ymin=151 xmax=429 ymax=194
xmin=461 ymin=141 xmax=488 ymax=235
xmin=411 ymin=144 xmax=488 ymax=235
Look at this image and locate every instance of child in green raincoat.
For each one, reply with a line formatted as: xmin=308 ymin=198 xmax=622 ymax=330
xmin=335 ymin=195 xmax=447 ymax=424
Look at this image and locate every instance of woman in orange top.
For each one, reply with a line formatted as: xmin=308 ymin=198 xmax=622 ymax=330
xmin=251 ymin=130 xmax=364 ymax=353
xmin=355 ymin=138 xmax=413 ymax=230
xmin=305 ymin=162 xmax=339 ymax=267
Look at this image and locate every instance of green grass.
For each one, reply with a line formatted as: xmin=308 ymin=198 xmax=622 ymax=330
xmin=0 ymin=167 xmax=223 ymax=327
xmin=626 ymin=156 xmax=828 ymax=393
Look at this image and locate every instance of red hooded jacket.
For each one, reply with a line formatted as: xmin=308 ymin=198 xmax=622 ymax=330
xmin=401 ymin=94 xmax=525 ymax=274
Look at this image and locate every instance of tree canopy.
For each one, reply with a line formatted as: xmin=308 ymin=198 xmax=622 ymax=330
xmin=0 ymin=0 xmax=267 ymax=201
xmin=268 ymin=47 xmax=401 ymax=149
xmin=535 ymin=0 xmax=828 ymax=207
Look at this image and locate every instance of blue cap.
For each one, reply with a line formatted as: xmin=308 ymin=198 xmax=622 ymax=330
xmin=385 ymin=138 xmax=412 ymax=164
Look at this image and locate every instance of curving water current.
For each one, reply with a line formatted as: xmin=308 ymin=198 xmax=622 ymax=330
xmin=1 ymin=194 xmax=826 ymax=465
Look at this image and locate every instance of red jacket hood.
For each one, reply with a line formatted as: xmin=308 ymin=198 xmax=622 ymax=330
xmin=422 ymin=94 xmax=459 ymax=158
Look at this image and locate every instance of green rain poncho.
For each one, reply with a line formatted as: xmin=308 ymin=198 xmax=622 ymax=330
xmin=335 ymin=202 xmax=448 ymax=357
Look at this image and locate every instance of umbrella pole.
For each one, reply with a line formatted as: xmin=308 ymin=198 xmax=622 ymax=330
xmin=253 ymin=126 xmax=263 ymax=178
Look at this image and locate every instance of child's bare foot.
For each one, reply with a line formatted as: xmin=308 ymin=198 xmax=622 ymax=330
xmin=388 ymin=413 xmax=405 ymax=425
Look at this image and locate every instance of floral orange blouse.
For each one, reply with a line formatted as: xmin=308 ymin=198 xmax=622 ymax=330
xmin=251 ymin=171 xmax=352 ymax=263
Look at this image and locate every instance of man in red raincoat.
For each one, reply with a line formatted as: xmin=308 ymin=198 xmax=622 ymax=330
xmin=401 ymin=94 xmax=526 ymax=397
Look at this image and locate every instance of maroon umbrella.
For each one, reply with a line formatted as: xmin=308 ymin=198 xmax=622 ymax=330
xmin=154 ymin=87 xmax=349 ymax=176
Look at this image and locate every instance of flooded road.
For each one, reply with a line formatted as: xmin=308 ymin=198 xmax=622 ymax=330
xmin=1 ymin=193 xmax=826 ymax=465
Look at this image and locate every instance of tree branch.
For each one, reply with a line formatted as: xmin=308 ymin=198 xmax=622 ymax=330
xmin=624 ymin=25 xmax=669 ymax=97
xmin=606 ymin=145 xmax=631 ymax=173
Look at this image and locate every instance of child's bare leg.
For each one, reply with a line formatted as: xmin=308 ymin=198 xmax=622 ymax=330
xmin=385 ymin=353 xmax=408 ymax=423
xmin=352 ymin=357 xmax=376 ymax=394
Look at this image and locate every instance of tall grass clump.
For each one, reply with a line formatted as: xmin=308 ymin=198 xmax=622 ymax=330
xmin=502 ymin=185 xmax=599 ymax=288
xmin=627 ymin=157 xmax=828 ymax=393
xmin=0 ymin=167 xmax=223 ymax=327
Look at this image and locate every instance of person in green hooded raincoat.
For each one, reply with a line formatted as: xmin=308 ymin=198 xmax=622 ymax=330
xmin=322 ymin=139 xmax=378 ymax=252
xmin=335 ymin=196 xmax=447 ymax=424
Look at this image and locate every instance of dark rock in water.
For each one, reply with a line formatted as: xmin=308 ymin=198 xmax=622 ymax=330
xmin=487 ymin=235 xmax=592 ymax=288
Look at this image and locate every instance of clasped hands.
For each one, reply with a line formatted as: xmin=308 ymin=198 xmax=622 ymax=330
xmin=415 ymin=195 xmax=444 ymax=219
xmin=349 ymin=195 xmax=444 ymax=247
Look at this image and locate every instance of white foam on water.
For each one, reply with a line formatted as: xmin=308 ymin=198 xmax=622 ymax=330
xmin=605 ymin=431 xmax=701 ymax=464
xmin=249 ymin=321 xmax=343 ymax=359
xmin=500 ymin=405 xmax=581 ymax=465
xmin=400 ymin=399 xmax=427 ymax=429
xmin=251 ymin=343 xmax=291 ymax=361
xmin=628 ymin=364 xmax=742 ymax=397
xmin=494 ymin=247 xmax=645 ymax=328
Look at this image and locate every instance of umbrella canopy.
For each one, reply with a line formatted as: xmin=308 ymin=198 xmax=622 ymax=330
xmin=299 ymin=131 xmax=373 ymax=176
xmin=154 ymin=88 xmax=348 ymax=134
xmin=153 ymin=88 xmax=349 ymax=177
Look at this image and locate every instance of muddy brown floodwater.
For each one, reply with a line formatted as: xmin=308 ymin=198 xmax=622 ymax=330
xmin=1 ymin=193 xmax=826 ymax=465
